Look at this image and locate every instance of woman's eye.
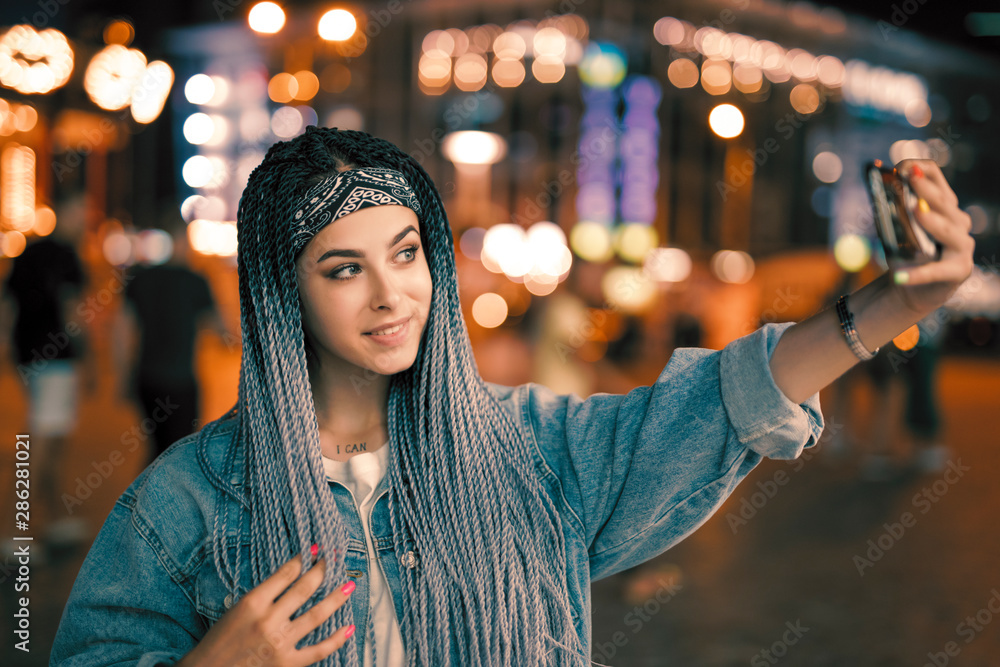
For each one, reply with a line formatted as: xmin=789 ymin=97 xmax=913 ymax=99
xmin=327 ymin=246 xmax=418 ymax=280
xmin=330 ymin=265 xmax=360 ymax=280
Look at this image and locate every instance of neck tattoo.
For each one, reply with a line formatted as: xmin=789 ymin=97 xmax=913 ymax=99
xmin=335 ymin=441 xmax=368 ymax=455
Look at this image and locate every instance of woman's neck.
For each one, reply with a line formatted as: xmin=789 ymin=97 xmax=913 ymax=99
xmin=308 ymin=358 xmax=390 ymax=434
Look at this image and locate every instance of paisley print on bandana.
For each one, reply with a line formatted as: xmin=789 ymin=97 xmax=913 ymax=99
xmin=290 ymin=167 xmax=422 ymax=259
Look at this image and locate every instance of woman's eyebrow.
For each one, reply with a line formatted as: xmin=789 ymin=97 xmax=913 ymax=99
xmin=315 ymin=225 xmax=418 ymax=263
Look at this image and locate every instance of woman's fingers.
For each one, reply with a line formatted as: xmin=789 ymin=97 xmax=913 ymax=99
xmin=272 ymin=557 xmax=329 ymax=618
xmin=907 ymin=174 xmax=955 ymax=220
xmin=899 ymin=158 xmax=955 ymax=202
xmin=287 ymin=577 xmax=355 ymax=639
xmin=251 ymin=551 xmax=311 ymax=604
xmin=294 ymin=622 xmax=357 ymax=665
xmin=910 ymin=207 xmax=972 ymax=250
xmin=895 ymin=205 xmax=975 ymax=287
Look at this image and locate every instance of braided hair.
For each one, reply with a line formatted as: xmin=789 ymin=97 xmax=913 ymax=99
xmin=201 ymin=126 xmax=595 ymax=666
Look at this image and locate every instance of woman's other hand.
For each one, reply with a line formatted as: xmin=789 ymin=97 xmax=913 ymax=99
xmin=175 ymin=548 xmax=356 ymax=667
xmin=890 ymin=158 xmax=976 ymax=316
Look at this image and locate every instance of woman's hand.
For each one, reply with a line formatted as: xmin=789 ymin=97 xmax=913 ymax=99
xmin=889 ymin=158 xmax=976 ymax=316
xmin=175 ymin=549 xmax=356 ymax=667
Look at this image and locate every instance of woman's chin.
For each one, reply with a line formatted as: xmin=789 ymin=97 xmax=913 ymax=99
xmin=363 ymin=347 xmax=418 ymax=376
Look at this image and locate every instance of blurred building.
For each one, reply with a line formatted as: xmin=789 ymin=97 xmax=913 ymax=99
xmin=2 ymin=0 xmax=1000 ymax=389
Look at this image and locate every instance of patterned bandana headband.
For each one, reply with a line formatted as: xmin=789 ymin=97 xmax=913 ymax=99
xmin=290 ymin=167 xmax=422 ymax=260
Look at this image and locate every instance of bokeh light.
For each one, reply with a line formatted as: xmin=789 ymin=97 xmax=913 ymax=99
xmin=268 ymin=72 xmax=297 ymax=103
xmin=418 ymin=53 xmax=451 ymax=93
xmin=319 ymin=9 xmax=357 ymax=41
xmin=701 ymin=59 xmax=732 ymax=95
xmin=614 ymin=223 xmax=658 ymax=264
xmin=893 ymin=324 xmax=920 ymax=351
xmin=472 ymin=293 xmax=508 ymax=328
xmin=905 ymin=99 xmax=932 ymax=127
xmin=966 ymin=205 xmax=988 ymax=235
xmin=570 ymin=221 xmax=614 ymax=263
xmin=137 ymin=228 xmax=173 ymax=265
xmin=789 ymin=83 xmax=821 ymax=114
xmin=654 ymin=17 xmax=691 ymax=49
xmin=667 ymin=58 xmax=699 ymax=88
xmin=1 ymin=143 xmax=35 ymax=233
xmin=532 ymin=57 xmax=566 ymax=84
xmin=189 ymin=219 xmax=237 ymax=256
xmin=459 ymin=227 xmax=486 ymax=260
xmin=644 ymin=247 xmax=692 ymax=282
xmin=185 ymin=74 xmax=215 ymax=104
xmin=442 ymin=131 xmax=507 ymax=165
xmin=812 ymin=151 xmax=843 ymax=183
xmin=102 ymin=229 xmax=134 ymax=266
xmin=0 ymin=26 xmax=74 ymax=95
xmin=494 ymin=31 xmax=526 ymax=59
xmin=84 ymin=44 xmax=147 ymax=111
xmin=131 ymin=61 xmax=174 ymax=123
xmin=182 ymin=155 xmax=214 ymax=188
xmin=733 ymin=63 xmax=762 ymax=94
xmin=271 ymin=106 xmax=303 ymax=138
xmin=601 ymin=266 xmax=657 ymax=313
xmin=104 ymin=20 xmax=135 ymax=46
xmin=183 ymin=113 xmax=215 ymax=145
xmin=708 ymin=104 xmax=744 ymax=138
xmin=834 ymin=234 xmax=871 ymax=272
xmin=292 ymin=70 xmax=319 ymax=101
xmin=454 ymin=53 xmax=488 ymax=91
xmin=711 ymin=249 xmax=755 ymax=283
xmin=579 ymin=42 xmax=626 ymax=89
xmin=423 ymin=30 xmax=456 ymax=58
xmin=248 ymin=2 xmax=285 ymax=34
xmin=492 ymin=58 xmax=526 ymax=87
xmin=32 ymin=205 xmax=56 ymax=236
xmin=1 ymin=230 xmax=26 ymax=258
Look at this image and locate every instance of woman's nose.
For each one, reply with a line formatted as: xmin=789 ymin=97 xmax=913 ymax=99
xmin=369 ymin=269 xmax=401 ymax=310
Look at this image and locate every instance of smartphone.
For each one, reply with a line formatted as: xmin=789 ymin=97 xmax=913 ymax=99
xmin=864 ymin=160 xmax=940 ymax=264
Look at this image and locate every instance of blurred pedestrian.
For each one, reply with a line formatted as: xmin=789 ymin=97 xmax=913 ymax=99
xmin=858 ymin=307 xmax=950 ymax=479
xmin=1 ymin=190 xmax=95 ymax=556
xmin=824 ymin=259 xmax=952 ymax=480
xmin=113 ymin=205 xmax=230 ymax=467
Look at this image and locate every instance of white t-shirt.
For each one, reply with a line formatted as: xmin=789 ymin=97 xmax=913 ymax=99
xmin=322 ymin=445 xmax=406 ymax=667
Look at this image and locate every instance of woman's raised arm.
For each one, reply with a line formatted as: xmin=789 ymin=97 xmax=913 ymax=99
xmin=769 ymin=158 xmax=975 ymax=405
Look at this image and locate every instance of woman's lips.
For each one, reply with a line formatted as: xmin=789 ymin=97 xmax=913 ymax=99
xmin=363 ymin=318 xmax=410 ymax=346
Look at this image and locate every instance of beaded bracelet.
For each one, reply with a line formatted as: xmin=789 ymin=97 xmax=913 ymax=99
xmin=835 ymin=294 xmax=880 ymax=361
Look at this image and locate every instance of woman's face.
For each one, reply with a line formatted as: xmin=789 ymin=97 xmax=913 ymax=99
xmin=295 ymin=205 xmax=432 ymax=378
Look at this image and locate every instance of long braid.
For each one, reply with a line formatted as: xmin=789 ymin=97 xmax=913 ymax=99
xmin=199 ymin=126 xmax=599 ymax=666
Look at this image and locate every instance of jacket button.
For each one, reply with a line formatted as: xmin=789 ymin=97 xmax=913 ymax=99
xmin=400 ymin=550 xmax=418 ymax=569
xmin=224 ymin=594 xmax=234 ymax=609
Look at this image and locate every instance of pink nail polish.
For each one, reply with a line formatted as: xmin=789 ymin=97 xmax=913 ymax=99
xmin=341 ymin=580 xmax=356 ymax=595
xmin=344 ymin=624 xmax=356 ymax=639
xmin=310 ymin=544 xmax=319 ymax=557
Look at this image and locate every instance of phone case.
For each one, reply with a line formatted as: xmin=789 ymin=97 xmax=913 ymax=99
xmin=864 ymin=160 xmax=940 ymax=264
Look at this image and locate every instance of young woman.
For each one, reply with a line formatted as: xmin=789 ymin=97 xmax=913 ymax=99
xmin=50 ymin=127 xmax=974 ymax=667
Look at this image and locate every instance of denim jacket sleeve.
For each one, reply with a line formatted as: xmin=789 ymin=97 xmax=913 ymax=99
xmin=50 ymin=459 xmax=206 ymax=666
xmin=521 ymin=322 xmax=825 ymax=581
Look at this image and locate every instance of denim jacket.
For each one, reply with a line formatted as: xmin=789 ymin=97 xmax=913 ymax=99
xmin=50 ymin=322 xmax=824 ymax=666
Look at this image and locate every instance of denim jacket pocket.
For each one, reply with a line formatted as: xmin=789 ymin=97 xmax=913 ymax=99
xmin=193 ymin=538 xmax=252 ymax=624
